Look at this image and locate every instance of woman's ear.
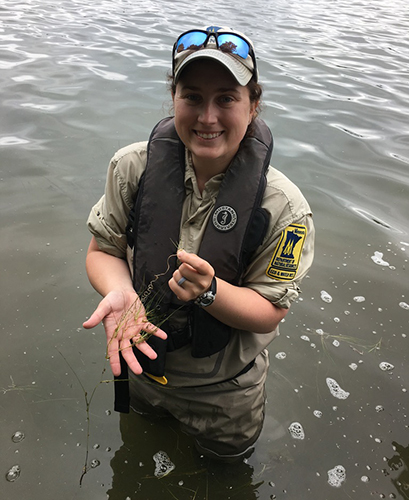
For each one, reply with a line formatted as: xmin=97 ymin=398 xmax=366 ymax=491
xmin=249 ymin=100 xmax=259 ymax=124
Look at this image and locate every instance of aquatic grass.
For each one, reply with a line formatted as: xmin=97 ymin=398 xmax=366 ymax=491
xmin=56 ymin=348 xmax=111 ymax=485
xmin=106 ymin=251 xmax=181 ymax=360
xmin=312 ymin=329 xmax=383 ymax=358
xmin=1 ymin=375 xmax=37 ymax=395
xmin=61 ymin=251 xmax=182 ymax=485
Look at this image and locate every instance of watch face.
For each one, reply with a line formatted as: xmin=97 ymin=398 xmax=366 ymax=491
xmin=201 ymin=293 xmax=213 ymax=306
xmin=198 ymin=291 xmax=215 ymax=307
xmin=196 ymin=277 xmax=217 ymax=307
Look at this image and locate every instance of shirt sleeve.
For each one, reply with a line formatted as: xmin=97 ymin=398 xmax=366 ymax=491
xmin=86 ymin=142 xmax=148 ymax=258
xmin=243 ymin=167 xmax=315 ymax=309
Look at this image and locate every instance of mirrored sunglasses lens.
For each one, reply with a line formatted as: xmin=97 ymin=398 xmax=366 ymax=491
xmin=176 ymin=32 xmax=207 ymax=53
xmin=217 ymin=34 xmax=250 ymax=59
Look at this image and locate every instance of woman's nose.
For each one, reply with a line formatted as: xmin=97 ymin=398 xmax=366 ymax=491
xmin=198 ymin=101 xmax=217 ymax=124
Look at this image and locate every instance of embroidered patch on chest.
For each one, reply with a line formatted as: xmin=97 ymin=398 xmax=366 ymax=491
xmin=212 ymin=205 xmax=238 ymax=232
xmin=266 ymin=224 xmax=307 ymax=281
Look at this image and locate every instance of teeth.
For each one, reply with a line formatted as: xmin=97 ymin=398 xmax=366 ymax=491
xmin=197 ymin=131 xmax=222 ymax=139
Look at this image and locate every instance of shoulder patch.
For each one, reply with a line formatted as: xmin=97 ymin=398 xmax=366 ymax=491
xmin=266 ymin=224 xmax=307 ymax=281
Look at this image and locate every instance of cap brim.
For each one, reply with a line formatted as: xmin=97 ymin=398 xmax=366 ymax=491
xmin=174 ymin=48 xmax=253 ymax=86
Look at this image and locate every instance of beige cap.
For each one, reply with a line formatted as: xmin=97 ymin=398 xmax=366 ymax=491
xmin=173 ymin=27 xmax=257 ymax=86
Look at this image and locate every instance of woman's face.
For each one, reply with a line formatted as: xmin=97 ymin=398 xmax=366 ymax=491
xmin=173 ymin=59 xmax=257 ymax=172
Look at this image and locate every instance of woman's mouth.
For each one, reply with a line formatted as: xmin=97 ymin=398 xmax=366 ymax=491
xmin=195 ymin=131 xmax=223 ymax=140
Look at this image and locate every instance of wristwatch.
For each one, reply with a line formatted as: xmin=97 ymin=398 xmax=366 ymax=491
xmin=195 ymin=276 xmax=217 ymax=308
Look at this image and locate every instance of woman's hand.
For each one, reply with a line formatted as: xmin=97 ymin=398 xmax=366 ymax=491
xmin=168 ymin=249 xmax=214 ymax=302
xmin=169 ymin=249 xmax=289 ymax=332
xmin=83 ymin=289 xmax=167 ymax=377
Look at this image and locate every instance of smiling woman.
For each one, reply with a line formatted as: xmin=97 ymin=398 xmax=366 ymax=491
xmin=83 ymin=25 xmax=314 ymax=461
xmin=173 ymin=59 xmax=258 ymax=182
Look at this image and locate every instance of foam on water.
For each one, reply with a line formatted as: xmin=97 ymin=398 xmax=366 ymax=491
xmin=371 ymin=251 xmax=390 ymax=266
xmin=288 ymin=422 xmax=305 ymax=440
xmin=327 ymin=465 xmax=346 ymax=488
xmin=379 ymin=362 xmax=395 ymax=371
xmin=320 ymin=290 xmax=333 ymax=303
xmin=5 ymin=465 xmax=21 ymax=482
xmin=153 ymin=451 xmax=175 ymax=478
xmin=11 ymin=431 xmax=25 ymax=443
xmin=326 ymin=378 xmax=350 ymax=399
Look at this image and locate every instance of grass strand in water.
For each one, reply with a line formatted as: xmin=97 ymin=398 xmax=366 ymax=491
xmin=63 ymin=252 xmax=182 ymax=484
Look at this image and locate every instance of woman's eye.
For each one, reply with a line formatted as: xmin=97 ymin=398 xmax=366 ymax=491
xmin=219 ymin=96 xmax=234 ymax=104
xmin=185 ymin=94 xmax=200 ymax=102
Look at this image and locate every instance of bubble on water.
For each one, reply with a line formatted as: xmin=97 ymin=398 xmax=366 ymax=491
xmin=326 ymin=378 xmax=350 ymax=400
xmin=301 ymin=335 xmax=310 ymax=342
xmin=375 ymin=405 xmax=384 ymax=412
xmin=93 ymin=443 xmax=100 ymax=449
xmin=90 ymin=459 xmax=100 ymax=468
xmin=334 ymin=317 xmax=340 ymax=323
xmin=288 ymin=422 xmax=305 ymax=440
xmin=349 ymin=363 xmax=358 ymax=371
xmin=327 ymin=465 xmax=346 ymax=488
xmin=153 ymin=451 xmax=175 ymax=478
xmin=11 ymin=431 xmax=25 ymax=443
xmin=361 ymin=475 xmax=370 ymax=483
xmin=399 ymin=302 xmax=409 ymax=310
xmin=5 ymin=465 xmax=21 ymax=482
xmin=275 ymin=352 xmax=286 ymax=360
xmin=313 ymin=410 xmax=322 ymax=418
xmin=105 ymin=409 xmax=111 ymax=416
xmin=320 ymin=290 xmax=332 ymax=303
xmin=371 ymin=251 xmax=389 ymax=266
xmin=333 ymin=340 xmax=340 ymax=347
xmin=379 ymin=362 xmax=394 ymax=372
xmin=353 ymin=296 xmax=365 ymax=303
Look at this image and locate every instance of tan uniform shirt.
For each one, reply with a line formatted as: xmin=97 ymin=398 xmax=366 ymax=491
xmin=87 ymin=141 xmax=315 ymax=387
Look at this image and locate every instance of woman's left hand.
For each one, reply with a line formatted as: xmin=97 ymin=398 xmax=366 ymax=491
xmin=169 ymin=249 xmax=214 ymax=302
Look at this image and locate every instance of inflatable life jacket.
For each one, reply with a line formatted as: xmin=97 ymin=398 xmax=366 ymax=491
xmin=114 ymin=117 xmax=273 ymax=412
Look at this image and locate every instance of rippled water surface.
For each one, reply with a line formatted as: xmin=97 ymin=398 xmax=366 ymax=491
xmin=1 ymin=1 xmax=408 ymax=499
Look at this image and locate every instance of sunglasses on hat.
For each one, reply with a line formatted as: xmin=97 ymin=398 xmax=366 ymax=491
xmin=172 ymin=26 xmax=257 ymax=81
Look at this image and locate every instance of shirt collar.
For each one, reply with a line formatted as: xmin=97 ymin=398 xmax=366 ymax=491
xmin=184 ymin=148 xmax=225 ymax=197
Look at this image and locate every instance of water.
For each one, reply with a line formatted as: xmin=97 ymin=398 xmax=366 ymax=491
xmin=1 ymin=0 xmax=408 ymax=498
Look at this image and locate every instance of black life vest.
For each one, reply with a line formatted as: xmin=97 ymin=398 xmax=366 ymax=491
xmin=114 ymin=117 xmax=273 ymax=412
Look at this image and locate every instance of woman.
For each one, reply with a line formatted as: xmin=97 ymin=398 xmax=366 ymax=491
xmin=83 ymin=26 xmax=314 ymax=461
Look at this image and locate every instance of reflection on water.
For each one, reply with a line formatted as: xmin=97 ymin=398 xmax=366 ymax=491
xmin=1 ymin=0 xmax=408 ymax=498
xmin=388 ymin=442 xmax=409 ymax=500
xmin=107 ymin=412 xmax=260 ymax=499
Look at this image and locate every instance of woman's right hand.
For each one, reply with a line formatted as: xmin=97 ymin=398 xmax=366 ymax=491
xmin=83 ymin=289 xmax=167 ymax=376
